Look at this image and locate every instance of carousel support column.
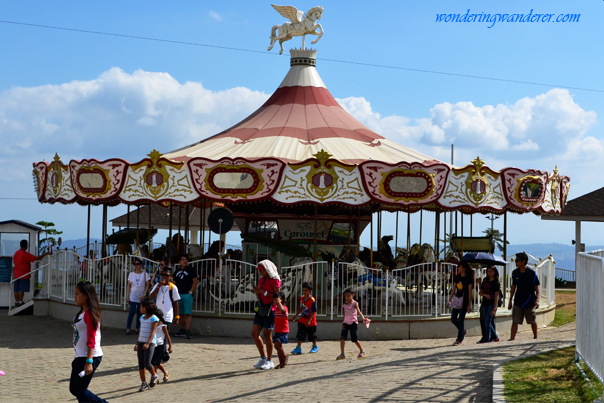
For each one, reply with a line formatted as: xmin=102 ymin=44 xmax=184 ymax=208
xmin=419 ymin=209 xmax=423 ymax=246
xmin=148 ymin=203 xmax=152 ymax=254
xmin=370 ymin=213 xmax=374 ymax=268
xmin=208 ymin=204 xmax=213 ymax=247
xmin=168 ymin=204 xmax=173 ymax=241
xmin=184 ymin=204 xmax=190 ymax=249
xmin=377 ymin=211 xmax=382 ymax=246
xmin=460 ymin=213 xmax=464 ymax=253
xmin=86 ymin=204 xmax=91 ymax=259
xmin=199 ymin=199 xmax=206 ymax=254
xmin=347 ymin=211 xmax=352 ymax=247
xmin=313 ymin=205 xmax=318 ymax=261
xmin=395 ymin=211 xmax=399 ymax=256
xmin=470 ymin=215 xmax=473 ymax=237
xmin=126 ymin=205 xmax=130 ymax=240
xmin=101 ymin=204 xmax=108 ymax=258
xmin=136 ymin=205 xmax=140 ymax=249
xmin=406 ymin=212 xmax=411 ymax=251
xmin=178 ymin=205 xmax=182 ymax=253
xmin=313 ymin=205 xmax=318 ymax=292
xmin=434 ymin=209 xmax=439 ymax=261
xmin=356 ymin=208 xmax=361 ymax=255
xmin=503 ymin=212 xmax=508 ymax=303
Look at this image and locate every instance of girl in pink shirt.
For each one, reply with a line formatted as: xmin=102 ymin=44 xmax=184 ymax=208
xmin=337 ymin=288 xmax=367 ymax=360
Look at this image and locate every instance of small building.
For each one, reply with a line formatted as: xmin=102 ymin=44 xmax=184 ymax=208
xmin=0 ymin=220 xmax=40 ymax=308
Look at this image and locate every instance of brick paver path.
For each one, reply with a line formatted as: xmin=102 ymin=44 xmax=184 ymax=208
xmin=0 ymin=312 xmax=575 ymax=402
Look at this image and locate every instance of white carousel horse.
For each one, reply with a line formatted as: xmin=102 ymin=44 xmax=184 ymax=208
xmin=268 ymin=5 xmax=324 ymax=55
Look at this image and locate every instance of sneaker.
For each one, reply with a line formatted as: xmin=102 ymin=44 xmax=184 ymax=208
xmin=163 ymin=372 xmax=170 ymax=382
xmin=253 ymin=357 xmax=267 ymax=369
xmin=185 ymin=330 xmax=192 ymax=339
xmin=291 ymin=346 xmax=302 ymax=355
xmin=357 ymin=351 xmax=366 ymax=358
xmin=336 ymin=354 xmax=346 ymax=360
xmin=260 ymin=360 xmax=275 ymax=370
xmin=454 ymin=340 xmax=462 ymax=346
xmin=125 ymin=330 xmax=131 ymax=335
xmin=309 ymin=345 xmax=319 ymax=354
xmin=175 ymin=329 xmax=186 ymax=337
xmin=491 ymin=338 xmax=500 ymax=343
xmin=149 ymin=376 xmax=157 ymax=388
xmin=138 ymin=382 xmax=149 ymax=392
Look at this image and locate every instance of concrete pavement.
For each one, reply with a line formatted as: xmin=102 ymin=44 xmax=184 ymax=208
xmin=0 ymin=311 xmax=575 ymax=402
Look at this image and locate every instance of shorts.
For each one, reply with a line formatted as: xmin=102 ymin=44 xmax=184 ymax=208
xmin=340 ymin=322 xmax=358 ymax=343
xmin=252 ymin=312 xmax=275 ymax=330
xmin=512 ymin=305 xmax=537 ymax=325
xmin=272 ymin=332 xmax=289 ymax=344
xmin=13 ymin=279 xmax=30 ymax=293
xmin=296 ymin=322 xmax=317 ymax=342
xmin=151 ymin=343 xmax=165 ymax=367
xmin=178 ymin=294 xmax=193 ymax=315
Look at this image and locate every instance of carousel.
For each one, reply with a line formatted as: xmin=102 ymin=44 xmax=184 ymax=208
xmin=31 ymin=5 xmax=568 ymax=324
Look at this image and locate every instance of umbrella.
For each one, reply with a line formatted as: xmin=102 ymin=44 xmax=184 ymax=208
xmin=105 ymin=228 xmax=158 ymax=245
xmin=460 ymin=252 xmax=507 ymax=267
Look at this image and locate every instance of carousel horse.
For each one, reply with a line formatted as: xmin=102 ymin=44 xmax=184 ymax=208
xmin=395 ymin=247 xmax=408 ymax=269
xmin=358 ymin=235 xmax=397 ymax=269
xmin=322 ymin=247 xmax=361 ymax=290
xmin=350 ymin=263 xmax=406 ymax=306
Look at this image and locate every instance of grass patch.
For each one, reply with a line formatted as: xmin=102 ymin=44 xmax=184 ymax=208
xmin=553 ymin=290 xmax=576 ymax=327
xmin=503 ymin=346 xmax=603 ymax=402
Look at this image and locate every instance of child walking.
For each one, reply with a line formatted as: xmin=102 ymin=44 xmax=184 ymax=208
xmin=134 ymin=298 xmax=161 ymax=391
xmin=337 ymin=288 xmax=367 ymax=360
xmin=151 ymin=309 xmax=173 ymax=382
xmin=272 ymin=292 xmax=289 ymax=369
xmin=291 ymin=282 xmax=318 ymax=354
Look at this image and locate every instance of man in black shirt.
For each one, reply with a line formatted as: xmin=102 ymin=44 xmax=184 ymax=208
xmin=508 ymin=252 xmax=540 ymax=340
xmin=173 ymin=254 xmax=198 ymax=339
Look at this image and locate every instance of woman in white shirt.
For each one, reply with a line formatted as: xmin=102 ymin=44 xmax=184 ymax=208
xmin=126 ymin=259 xmax=151 ymax=335
xmin=70 ymin=281 xmax=107 ymax=402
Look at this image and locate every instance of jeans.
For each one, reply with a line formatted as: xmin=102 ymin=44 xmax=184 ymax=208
xmin=481 ymin=304 xmax=498 ymax=341
xmin=450 ymin=305 xmax=468 ymax=342
xmin=69 ymin=356 xmax=108 ymax=402
xmin=127 ymin=301 xmax=141 ymax=330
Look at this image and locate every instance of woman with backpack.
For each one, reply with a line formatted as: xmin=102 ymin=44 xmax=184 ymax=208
xmin=149 ymin=268 xmax=180 ymax=331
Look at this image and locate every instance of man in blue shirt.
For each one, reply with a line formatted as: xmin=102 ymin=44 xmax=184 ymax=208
xmin=507 ymin=252 xmax=541 ymax=341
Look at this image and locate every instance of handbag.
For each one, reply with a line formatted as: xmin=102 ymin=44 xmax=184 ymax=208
xmin=255 ymin=299 xmax=273 ymax=317
xmin=162 ymin=351 xmax=170 ymax=362
xmin=450 ymin=295 xmax=464 ymax=310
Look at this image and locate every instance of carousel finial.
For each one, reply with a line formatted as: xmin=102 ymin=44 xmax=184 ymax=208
xmin=267 ymin=4 xmax=324 ymax=55
xmin=314 ymin=149 xmax=332 ymax=164
xmin=471 ymin=156 xmax=485 ymax=171
xmin=53 ymin=153 xmax=61 ymax=163
xmin=147 ymin=149 xmax=163 ymax=163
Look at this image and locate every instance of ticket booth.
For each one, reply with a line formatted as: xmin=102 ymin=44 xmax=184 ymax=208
xmin=0 ymin=220 xmax=40 ymax=308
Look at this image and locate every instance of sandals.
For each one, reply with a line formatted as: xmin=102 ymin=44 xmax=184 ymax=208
xmin=336 ymin=354 xmax=346 ymax=360
xmin=357 ymin=351 xmax=366 ymax=358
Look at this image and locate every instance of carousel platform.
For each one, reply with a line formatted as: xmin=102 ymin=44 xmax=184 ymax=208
xmin=33 ymin=297 xmax=554 ymax=340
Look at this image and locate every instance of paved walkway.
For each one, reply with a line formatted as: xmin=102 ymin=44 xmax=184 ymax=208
xmin=0 ymin=311 xmax=575 ymax=402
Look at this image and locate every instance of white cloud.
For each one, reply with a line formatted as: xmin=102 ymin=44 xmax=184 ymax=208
xmin=0 ymin=67 xmax=269 ymax=183
xmin=338 ymin=89 xmax=599 ymax=172
xmin=208 ymin=11 xmax=222 ymax=21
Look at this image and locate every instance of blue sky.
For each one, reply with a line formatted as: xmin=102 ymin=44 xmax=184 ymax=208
xmin=1 ymin=1 xmax=603 ymax=249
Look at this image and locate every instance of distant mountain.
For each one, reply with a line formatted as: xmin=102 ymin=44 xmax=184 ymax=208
xmin=507 ymin=243 xmax=604 ymax=271
xmin=60 ymin=238 xmax=102 ymax=250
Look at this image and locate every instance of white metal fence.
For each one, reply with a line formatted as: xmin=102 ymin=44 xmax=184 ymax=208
xmin=576 ymin=251 xmax=604 ymax=384
xmin=28 ymin=250 xmax=556 ymax=323
xmin=555 ymin=268 xmax=576 ymax=283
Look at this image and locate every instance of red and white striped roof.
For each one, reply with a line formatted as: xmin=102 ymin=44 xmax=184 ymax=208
xmin=165 ymin=49 xmax=440 ymax=165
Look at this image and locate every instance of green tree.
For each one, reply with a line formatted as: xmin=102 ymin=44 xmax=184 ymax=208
xmin=482 ymin=228 xmax=509 ymax=253
xmin=36 ymin=221 xmax=63 ymax=253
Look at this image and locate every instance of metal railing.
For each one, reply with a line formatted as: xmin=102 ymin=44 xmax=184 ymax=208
xmin=576 ymin=251 xmax=604 ymax=384
xmin=32 ymin=250 xmax=556 ymax=323
xmin=555 ymin=268 xmax=576 ymax=283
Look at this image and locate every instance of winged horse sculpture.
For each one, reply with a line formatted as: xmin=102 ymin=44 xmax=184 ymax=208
xmin=268 ymin=5 xmax=324 ymax=55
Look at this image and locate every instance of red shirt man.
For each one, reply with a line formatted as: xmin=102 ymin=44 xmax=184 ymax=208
xmin=13 ymin=249 xmax=37 ymax=280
